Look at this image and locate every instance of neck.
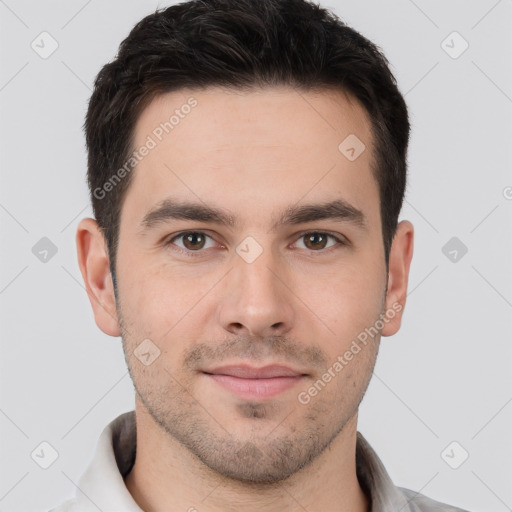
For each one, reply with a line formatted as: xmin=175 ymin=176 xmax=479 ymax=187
xmin=124 ymin=402 xmax=369 ymax=512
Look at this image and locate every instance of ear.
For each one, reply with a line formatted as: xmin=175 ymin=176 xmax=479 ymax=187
xmin=381 ymin=220 xmax=414 ymax=337
xmin=76 ymin=217 xmax=121 ymax=337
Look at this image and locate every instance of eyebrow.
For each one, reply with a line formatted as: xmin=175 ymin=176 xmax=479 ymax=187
xmin=138 ymin=197 xmax=367 ymax=234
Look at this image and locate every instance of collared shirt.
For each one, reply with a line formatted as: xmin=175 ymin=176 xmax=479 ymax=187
xmin=49 ymin=411 xmax=470 ymax=512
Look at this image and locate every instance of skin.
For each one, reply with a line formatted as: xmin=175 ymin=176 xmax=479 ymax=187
xmin=76 ymin=85 xmax=414 ymax=512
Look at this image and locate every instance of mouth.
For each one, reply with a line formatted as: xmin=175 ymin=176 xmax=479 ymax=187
xmin=201 ymin=364 xmax=308 ymax=400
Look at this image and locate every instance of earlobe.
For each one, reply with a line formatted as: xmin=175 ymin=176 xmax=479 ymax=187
xmin=381 ymin=220 xmax=414 ymax=337
xmin=76 ymin=217 xmax=121 ymax=337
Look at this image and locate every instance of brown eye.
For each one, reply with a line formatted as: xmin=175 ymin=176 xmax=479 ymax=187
xmin=294 ymin=232 xmax=345 ymax=252
xmin=167 ymin=231 xmax=217 ymax=255
xmin=303 ymin=232 xmax=328 ymax=250
xmin=181 ymin=232 xmax=207 ymax=250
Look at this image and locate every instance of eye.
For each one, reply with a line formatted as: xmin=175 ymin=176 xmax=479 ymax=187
xmin=166 ymin=231 xmax=218 ymax=256
xmin=293 ymin=231 xmax=346 ymax=251
xmin=164 ymin=230 xmax=347 ymax=258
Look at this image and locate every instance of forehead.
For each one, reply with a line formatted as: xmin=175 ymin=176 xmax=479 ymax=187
xmin=134 ymin=85 xmax=373 ymax=155
xmin=124 ymin=85 xmax=379 ymax=230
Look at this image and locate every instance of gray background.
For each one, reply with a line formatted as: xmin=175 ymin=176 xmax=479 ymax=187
xmin=1 ymin=0 xmax=511 ymax=511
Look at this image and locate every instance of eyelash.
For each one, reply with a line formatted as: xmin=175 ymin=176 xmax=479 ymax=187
xmin=164 ymin=230 xmax=348 ymax=258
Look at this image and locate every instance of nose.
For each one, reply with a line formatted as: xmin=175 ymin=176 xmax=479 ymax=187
xmin=217 ymin=244 xmax=295 ymax=338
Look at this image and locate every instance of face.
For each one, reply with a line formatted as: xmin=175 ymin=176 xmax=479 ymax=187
xmin=104 ymin=86 xmax=399 ymax=483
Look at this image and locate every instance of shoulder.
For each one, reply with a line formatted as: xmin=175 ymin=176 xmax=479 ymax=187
xmin=398 ymin=487 xmax=472 ymax=512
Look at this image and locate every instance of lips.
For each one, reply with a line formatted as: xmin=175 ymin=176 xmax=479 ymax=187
xmin=203 ymin=364 xmax=304 ymax=379
xmin=202 ymin=364 xmax=307 ymax=400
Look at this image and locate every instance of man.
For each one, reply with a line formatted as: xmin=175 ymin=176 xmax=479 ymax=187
xmin=51 ymin=0 xmax=470 ymax=510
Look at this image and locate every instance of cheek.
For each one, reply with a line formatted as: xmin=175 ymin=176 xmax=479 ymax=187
xmin=117 ymin=257 xmax=217 ymax=340
xmin=301 ymin=257 xmax=386 ymax=340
